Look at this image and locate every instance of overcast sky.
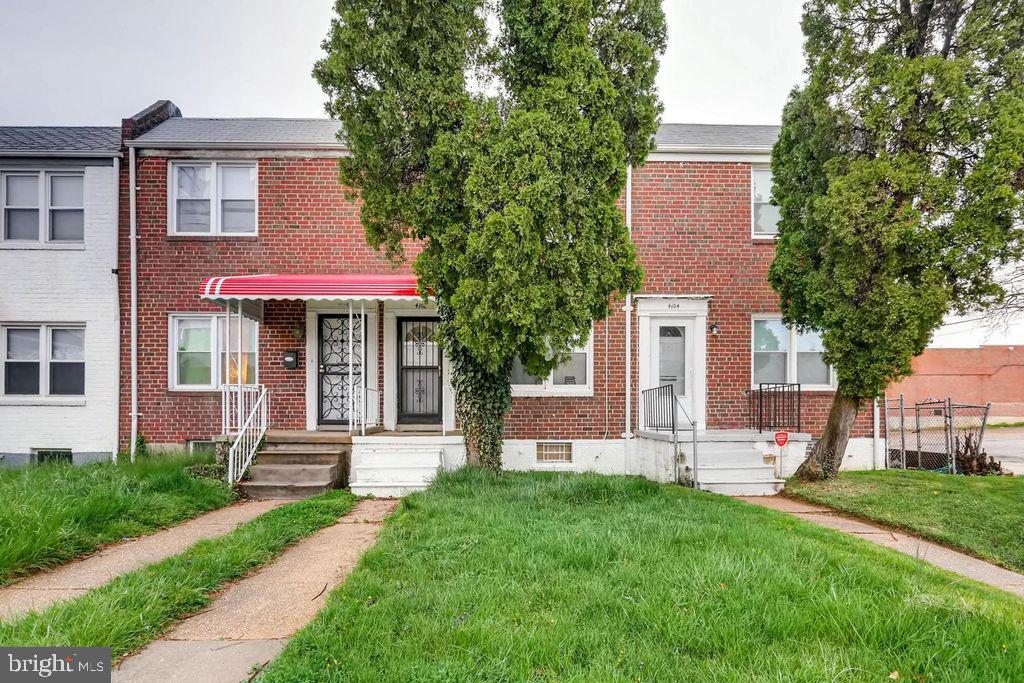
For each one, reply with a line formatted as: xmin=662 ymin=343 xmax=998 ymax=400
xmin=0 ymin=0 xmax=1019 ymax=345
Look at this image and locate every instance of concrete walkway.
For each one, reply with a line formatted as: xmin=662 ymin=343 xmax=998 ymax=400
xmin=112 ymin=498 xmax=397 ymax=683
xmin=0 ymin=499 xmax=286 ymax=620
xmin=741 ymin=496 xmax=1024 ymax=598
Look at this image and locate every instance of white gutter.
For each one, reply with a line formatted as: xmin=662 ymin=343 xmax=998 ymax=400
xmin=623 ymin=165 xmax=634 ymax=473
xmin=129 ymin=146 xmax=139 ymax=463
xmin=0 ymin=151 xmax=123 ymax=158
xmin=112 ymin=156 xmax=121 ymax=464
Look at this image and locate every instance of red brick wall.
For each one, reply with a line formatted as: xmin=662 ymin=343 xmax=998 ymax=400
xmin=887 ymin=345 xmax=1024 ymax=416
xmin=119 ymin=155 xmax=872 ymax=447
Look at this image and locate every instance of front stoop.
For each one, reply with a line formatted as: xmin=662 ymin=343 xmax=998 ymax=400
xmin=239 ymin=432 xmax=351 ymax=500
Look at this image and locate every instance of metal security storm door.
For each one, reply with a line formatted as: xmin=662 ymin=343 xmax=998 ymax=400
xmin=317 ymin=313 xmax=364 ymax=426
xmin=398 ymin=318 xmax=441 ymax=424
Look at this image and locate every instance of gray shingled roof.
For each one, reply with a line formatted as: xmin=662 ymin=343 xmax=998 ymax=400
xmin=131 ymin=118 xmax=344 ymax=148
xmin=129 ymin=117 xmax=779 ymax=152
xmin=0 ymin=127 xmax=121 ymax=155
xmin=655 ymin=123 xmax=780 ymax=150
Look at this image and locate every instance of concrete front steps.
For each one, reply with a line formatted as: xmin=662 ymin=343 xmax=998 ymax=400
xmin=694 ymin=443 xmax=785 ymax=497
xmin=349 ymin=440 xmax=451 ymax=497
xmin=240 ymin=431 xmax=351 ymax=500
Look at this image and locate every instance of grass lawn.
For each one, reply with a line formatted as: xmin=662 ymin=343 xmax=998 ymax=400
xmin=788 ymin=469 xmax=1024 ymax=572
xmin=0 ymin=490 xmax=357 ymax=660
xmin=260 ymin=469 xmax=1024 ymax=682
xmin=0 ymin=454 xmax=236 ymax=585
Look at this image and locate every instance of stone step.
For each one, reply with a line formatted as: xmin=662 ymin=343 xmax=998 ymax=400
xmin=239 ymin=482 xmax=336 ymax=500
xmin=255 ymin=450 xmax=345 ymax=465
xmin=262 ymin=441 xmax=350 ymax=453
xmin=264 ymin=431 xmax=352 ymax=445
xmin=248 ymin=463 xmax=338 ymax=485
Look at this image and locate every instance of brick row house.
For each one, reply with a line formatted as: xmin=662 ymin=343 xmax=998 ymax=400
xmin=110 ymin=101 xmax=881 ymax=496
xmin=0 ymin=127 xmax=122 ymax=465
xmin=0 ymin=101 xmax=882 ymax=492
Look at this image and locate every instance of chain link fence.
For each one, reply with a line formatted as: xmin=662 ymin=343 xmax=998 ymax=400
xmin=884 ymin=395 xmax=992 ymax=473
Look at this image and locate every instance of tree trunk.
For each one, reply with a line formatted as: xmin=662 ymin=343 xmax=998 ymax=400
xmin=793 ymin=389 xmax=861 ymax=481
xmin=437 ymin=303 xmax=511 ymax=471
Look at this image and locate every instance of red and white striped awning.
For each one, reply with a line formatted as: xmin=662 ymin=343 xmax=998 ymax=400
xmin=200 ymin=274 xmax=422 ymax=302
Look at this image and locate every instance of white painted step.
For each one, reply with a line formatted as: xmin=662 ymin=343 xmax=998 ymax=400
xmin=699 ymin=480 xmax=785 ymax=496
xmin=351 ymin=447 xmax=444 ymax=468
xmin=694 ymin=448 xmax=775 ymax=468
xmin=695 ymin=465 xmax=776 ymax=483
xmin=351 ymin=464 xmax=440 ymax=485
xmin=350 ymin=483 xmax=429 ymax=497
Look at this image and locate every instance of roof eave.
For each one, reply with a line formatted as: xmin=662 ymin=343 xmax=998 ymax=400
xmin=0 ymin=150 xmax=123 ymax=158
xmin=653 ymin=145 xmax=773 ymax=155
xmin=124 ymin=140 xmax=346 ymax=151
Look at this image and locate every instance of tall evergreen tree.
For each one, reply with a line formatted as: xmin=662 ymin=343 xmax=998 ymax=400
xmin=316 ymin=0 xmax=666 ymax=467
xmin=771 ymin=0 xmax=1024 ymax=479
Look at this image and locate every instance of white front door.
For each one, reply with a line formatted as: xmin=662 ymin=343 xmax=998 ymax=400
xmin=637 ymin=297 xmax=708 ymax=431
xmin=651 ymin=318 xmax=694 ymax=426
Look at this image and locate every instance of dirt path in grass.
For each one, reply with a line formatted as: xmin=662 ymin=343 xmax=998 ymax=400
xmin=0 ymin=499 xmax=286 ymax=620
xmin=741 ymin=496 xmax=1024 ymax=598
xmin=111 ymin=498 xmax=397 ymax=683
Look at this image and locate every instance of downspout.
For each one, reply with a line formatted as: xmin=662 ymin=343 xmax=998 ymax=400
xmin=623 ymin=165 xmax=634 ymax=473
xmin=129 ymin=147 xmax=139 ymax=463
xmin=112 ymin=156 xmax=121 ymax=464
xmin=872 ymin=397 xmax=880 ymax=470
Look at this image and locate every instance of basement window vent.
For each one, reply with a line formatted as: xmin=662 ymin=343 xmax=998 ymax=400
xmin=536 ymin=441 xmax=572 ymax=464
xmin=188 ymin=440 xmax=217 ymax=455
xmin=32 ymin=449 xmax=72 ymax=465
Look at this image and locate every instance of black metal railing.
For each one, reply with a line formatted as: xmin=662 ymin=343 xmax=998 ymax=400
xmin=748 ymin=383 xmax=801 ymax=433
xmin=641 ymin=384 xmax=677 ymax=432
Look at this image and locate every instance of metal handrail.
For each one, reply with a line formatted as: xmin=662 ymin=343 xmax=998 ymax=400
xmin=227 ymin=384 xmax=269 ymax=484
xmin=361 ymin=387 xmax=380 ymax=436
xmin=640 ymin=384 xmax=699 ymax=487
xmin=748 ymin=383 xmax=801 ymax=433
xmin=221 ymin=383 xmax=262 ymax=435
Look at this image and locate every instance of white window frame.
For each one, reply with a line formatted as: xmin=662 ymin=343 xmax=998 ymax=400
xmin=751 ymin=165 xmax=779 ymax=240
xmin=168 ymin=313 xmax=260 ymax=391
xmin=0 ymin=323 xmax=86 ymax=399
xmin=0 ymin=170 xmax=85 ymax=246
xmin=511 ymin=334 xmax=594 ymax=397
xmin=167 ymin=161 xmax=259 ymax=236
xmin=751 ymin=315 xmax=835 ymax=391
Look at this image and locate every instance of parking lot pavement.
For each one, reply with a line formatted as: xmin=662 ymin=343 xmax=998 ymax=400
xmin=983 ymin=427 xmax=1024 ymax=475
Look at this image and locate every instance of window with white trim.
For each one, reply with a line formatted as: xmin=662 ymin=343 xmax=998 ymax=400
xmin=752 ymin=317 xmax=833 ymax=388
xmin=169 ymin=162 xmax=257 ymax=235
xmin=751 ymin=167 xmax=780 ymax=237
xmin=169 ymin=314 xmax=258 ymax=390
xmin=510 ymin=335 xmax=592 ymax=396
xmin=1 ymin=324 xmax=85 ymax=396
xmin=1 ymin=171 xmax=84 ymax=243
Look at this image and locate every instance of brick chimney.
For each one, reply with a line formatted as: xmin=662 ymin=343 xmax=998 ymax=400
xmin=121 ymin=100 xmax=181 ymax=141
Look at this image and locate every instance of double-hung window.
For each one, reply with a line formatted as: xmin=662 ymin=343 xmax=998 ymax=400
xmin=510 ymin=335 xmax=593 ymax=397
xmin=2 ymin=324 xmax=85 ymax=397
xmin=751 ymin=167 xmax=780 ymax=237
xmin=1 ymin=171 xmax=84 ymax=243
xmin=752 ymin=317 xmax=833 ymax=389
xmin=170 ymin=162 xmax=257 ymax=235
xmin=170 ymin=314 xmax=258 ymax=390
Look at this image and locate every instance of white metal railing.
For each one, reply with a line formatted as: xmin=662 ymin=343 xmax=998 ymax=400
xmin=221 ymin=384 xmax=262 ymax=435
xmin=360 ymin=386 xmax=379 ymax=435
xmin=227 ymin=384 xmax=269 ymax=485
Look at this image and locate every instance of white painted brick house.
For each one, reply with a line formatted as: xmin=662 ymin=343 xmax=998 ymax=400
xmin=0 ymin=127 xmax=121 ymax=465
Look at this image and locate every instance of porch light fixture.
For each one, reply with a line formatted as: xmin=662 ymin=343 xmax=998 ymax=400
xmin=709 ymin=323 xmax=720 ymax=336
xmin=291 ymin=324 xmax=304 ymax=340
